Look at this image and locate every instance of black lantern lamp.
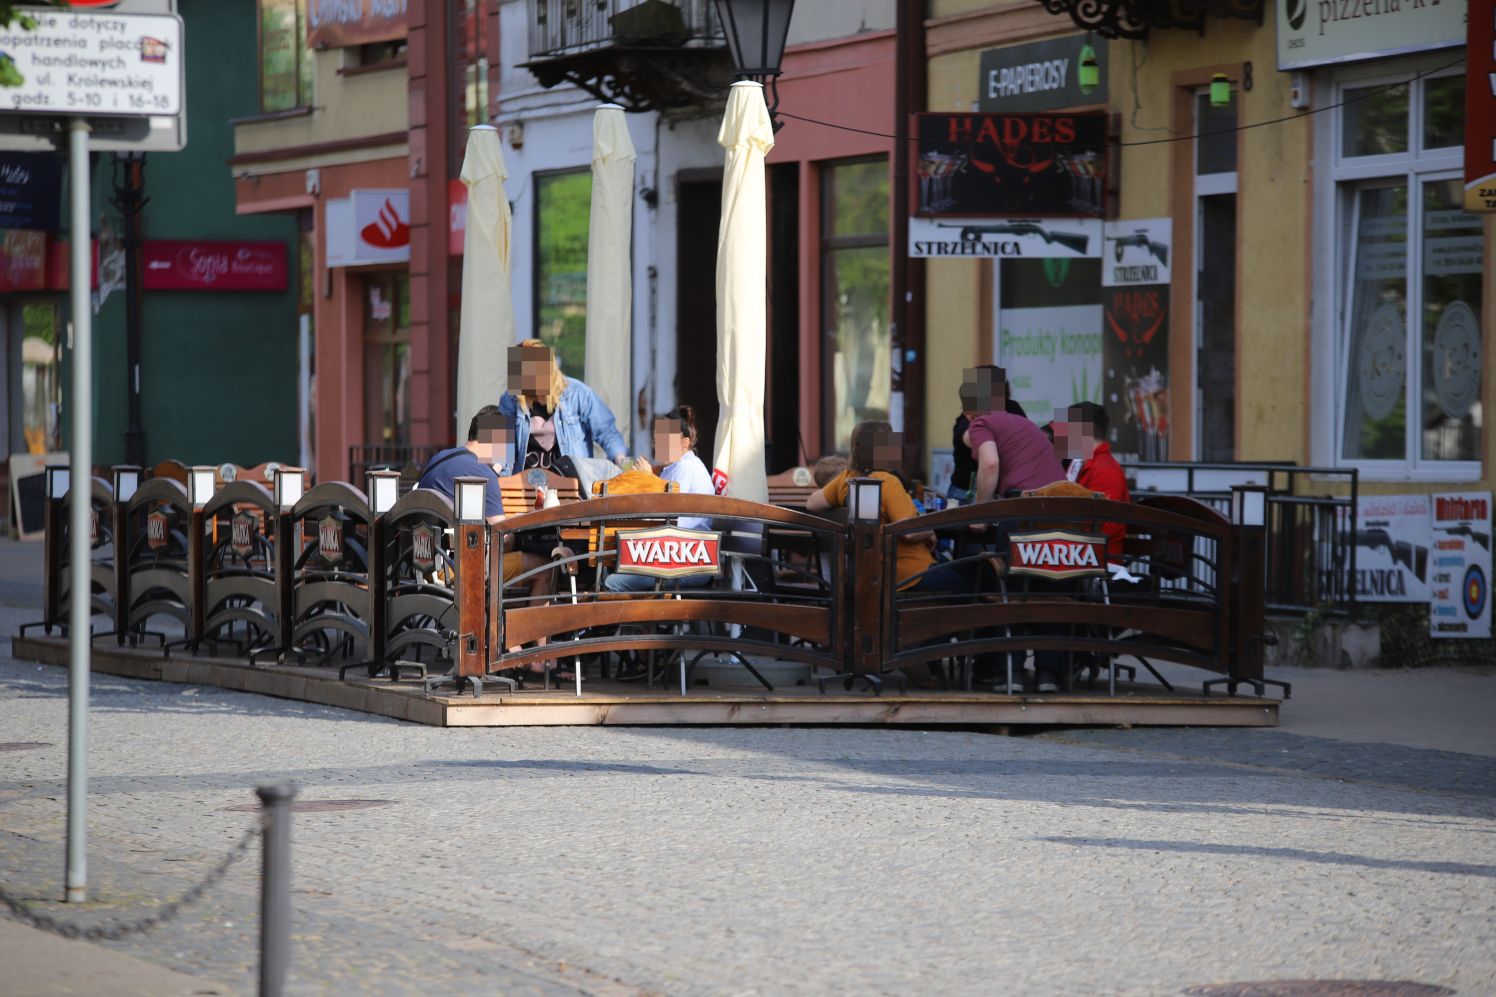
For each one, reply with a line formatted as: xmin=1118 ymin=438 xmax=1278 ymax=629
xmin=714 ymin=0 xmax=795 ymax=127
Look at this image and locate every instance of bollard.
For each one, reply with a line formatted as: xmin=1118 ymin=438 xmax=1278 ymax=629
xmin=256 ymin=782 xmax=296 ymax=997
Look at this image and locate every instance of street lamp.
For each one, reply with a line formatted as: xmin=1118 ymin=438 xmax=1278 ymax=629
xmin=1209 ymin=72 xmax=1232 ymax=108
xmin=453 ymin=475 xmax=488 ymax=524
xmin=273 ymin=466 xmax=306 ymax=511
xmin=714 ymin=0 xmax=795 ymax=127
xmin=111 ymin=465 xmax=140 ymax=504
xmin=188 ymin=465 xmax=216 ymax=508
xmin=47 ymin=465 xmax=71 ymax=501
xmin=366 ymin=469 xmax=400 ymax=516
xmin=109 ymin=150 xmax=149 ymax=467
xmin=1231 ymin=484 xmax=1267 ymax=528
xmin=849 ymin=477 xmax=882 ymax=525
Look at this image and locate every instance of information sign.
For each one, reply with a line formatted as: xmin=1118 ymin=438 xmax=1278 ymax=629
xmin=1 ymin=7 xmax=184 ymax=117
xmin=1429 ymin=492 xmax=1492 ymax=639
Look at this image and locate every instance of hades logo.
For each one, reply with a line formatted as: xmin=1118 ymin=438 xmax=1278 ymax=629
xmin=359 ymin=197 xmax=409 ymax=250
xmin=1009 ymin=529 xmax=1108 ymax=579
xmin=1285 ymin=0 xmax=1307 ymax=30
xmin=616 ymin=526 xmax=722 ymax=579
xmin=318 ymin=515 xmax=343 ymax=565
xmin=231 ymin=512 xmax=256 ymax=559
xmin=147 ymin=510 xmax=170 ymax=551
xmin=412 ymin=523 xmax=438 ymax=574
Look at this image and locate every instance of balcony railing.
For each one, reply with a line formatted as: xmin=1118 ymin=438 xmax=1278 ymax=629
xmin=524 ymin=0 xmax=729 ymax=111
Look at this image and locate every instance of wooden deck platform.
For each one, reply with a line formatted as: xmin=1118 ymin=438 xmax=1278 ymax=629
xmin=12 ymin=636 xmax=1279 ymax=729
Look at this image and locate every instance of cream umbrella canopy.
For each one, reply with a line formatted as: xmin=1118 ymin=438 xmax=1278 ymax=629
xmin=711 ymin=80 xmax=775 ymax=503
xmin=583 ymin=104 xmax=637 ymax=444
xmin=455 ymin=124 xmax=515 ymax=442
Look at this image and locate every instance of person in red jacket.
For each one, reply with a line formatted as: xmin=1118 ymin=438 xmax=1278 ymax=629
xmin=1054 ymin=401 xmax=1131 ymax=563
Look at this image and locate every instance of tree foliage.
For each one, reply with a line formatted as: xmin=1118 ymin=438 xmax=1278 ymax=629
xmin=1 ymin=2 xmax=66 ymax=87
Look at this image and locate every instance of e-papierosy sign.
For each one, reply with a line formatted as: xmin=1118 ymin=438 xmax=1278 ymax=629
xmin=1 ymin=6 xmax=183 ymax=117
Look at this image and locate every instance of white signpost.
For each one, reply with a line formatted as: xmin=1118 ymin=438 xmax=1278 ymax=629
xmin=1 ymin=3 xmax=185 ymax=904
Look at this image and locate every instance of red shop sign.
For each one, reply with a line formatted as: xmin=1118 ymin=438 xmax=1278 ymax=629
xmin=448 ymin=178 xmax=466 ymax=256
xmin=142 ymin=240 xmax=288 ymax=292
xmin=615 ymin=526 xmax=722 ymax=579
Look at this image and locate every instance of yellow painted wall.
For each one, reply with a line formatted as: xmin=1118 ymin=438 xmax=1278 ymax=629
xmin=234 ymin=49 xmax=409 ymax=169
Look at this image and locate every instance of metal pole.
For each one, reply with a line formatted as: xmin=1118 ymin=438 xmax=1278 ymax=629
xmin=256 ymin=781 xmax=296 ymax=997
xmin=117 ymin=155 xmax=147 ymax=467
xmin=65 ymin=116 xmax=92 ymax=905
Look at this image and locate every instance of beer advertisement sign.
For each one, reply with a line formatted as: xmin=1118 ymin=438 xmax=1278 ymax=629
xmin=1008 ymin=529 xmax=1109 ymax=580
xmin=1430 ymin=492 xmax=1492 ymax=639
xmin=411 ymin=523 xmax=438 ymax=574
xmin=317 ymin=515 xmax=343 ymax=565
xmin=615 ymin=526 xmax=722 ymax=580
xmin=230 ymin=512 xmax=257 ymax=560
xmin=146 ymin=509 xmax=170 ymax=551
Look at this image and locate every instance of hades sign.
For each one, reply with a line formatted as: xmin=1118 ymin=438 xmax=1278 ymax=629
xmin=146 ymin=509 xmax=169 ymax=550
xmin=1102 ymin=285 xmax=1171 ymax=463
xmin=411 ymin=523 xmax=438 ymax=574
xmin=318 ymin=515 xmax=343 ymax=565
xmin=615 ymin=526 xmax=722 ymax=579
xmin=230 ymin=512 xmax=256 ymax=559
xmin=1008 ymin=529 xmax=1108 ymax=579
xmin=916 ymin=112 xmax=1107 ymax=218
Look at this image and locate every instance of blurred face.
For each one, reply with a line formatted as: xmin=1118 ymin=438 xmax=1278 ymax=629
xmin=960 ymin=367 xmax=1008 ymax=417
xmin=1052 ymin=407 xmax=1101 ymax=460
xmin=868 ymin=429 xmax=903 ymax=470
xmin=470 ymin=419 xmax=513 ymax=464
xmin=507 ymin=346 xmax=554 ymax=396
xmin=653 ymin=418 xmax=690 ymax=464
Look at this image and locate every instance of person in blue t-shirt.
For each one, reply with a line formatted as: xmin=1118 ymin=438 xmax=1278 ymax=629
xmin=418 ymin=406 xmax=556 ymax=672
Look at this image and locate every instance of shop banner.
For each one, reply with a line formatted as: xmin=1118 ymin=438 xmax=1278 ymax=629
xmin=307 ymin=0 xmax=408 ymax=49
xmin=1276 ymin=0 xmax=1464 ymax=70
xmin=1102 ymin=284 xmax=1170 ymax=462
xmin=141 ymin=240 xmax=289 ymax=292
xmin=326 ymin=189 xmax=410 ymax=266
xmin=1466 ymin=0 xmax=1496 ymax=212
xmin=909 ymin=215 xmax=1101 ymax=259
xmin=0 ymin=229 xmax=47 ymax=292
xmin=1354 ymin=494 xmax=1432 ymax=603
xmin=1102 ymin=218 xmax=1171 ymax=287
xmin=915 ymin=112 xmax=1107 ymax=218
xmin=1430 ymin=492 xmax=1492 ymax=638
xmin=978 ymin=36 xmax=1107 ymax=114
xmin=998 ymin=303 xmax=1103 ymax=423
xmin=0 ymin=152 xmax=64 ymax=230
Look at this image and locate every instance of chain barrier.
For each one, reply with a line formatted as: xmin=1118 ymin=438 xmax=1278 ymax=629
xmin=0 ymin=822 xmax=261 ymax=941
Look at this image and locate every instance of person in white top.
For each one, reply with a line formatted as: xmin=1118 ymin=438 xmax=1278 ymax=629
xmin=606 ymin=406 xmax=716 ymax=593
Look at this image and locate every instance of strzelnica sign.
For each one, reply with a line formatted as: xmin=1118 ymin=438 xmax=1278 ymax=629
xmin=915 ymin=112 xmax=1107 ymax=217
xmin=978 ymin=36 xmax=1107 ymax=114
xmin=1275 ymin=0 xmax=1464 ymax=70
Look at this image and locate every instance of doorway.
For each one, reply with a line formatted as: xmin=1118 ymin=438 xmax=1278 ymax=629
xmin=1193 ymin=90 xmax=1238 ymax=463
xmin=675 ymin=174 xmax=723 ymax=464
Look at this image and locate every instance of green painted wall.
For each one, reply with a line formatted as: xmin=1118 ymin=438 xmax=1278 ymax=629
xmin=82 ymin=0 xmax=298 ymax=468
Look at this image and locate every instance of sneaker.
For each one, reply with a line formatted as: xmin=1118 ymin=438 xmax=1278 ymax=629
xmin=1036 ymin=680 xmax=1059 ymax=694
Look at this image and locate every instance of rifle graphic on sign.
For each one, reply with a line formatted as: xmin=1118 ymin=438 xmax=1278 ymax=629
xmin=938 ymin=221 xmax=1089 ymax=254
xmin=1442 ymin=524 xmax=1491 ymax=551
xmin=1107 ymin=229 xmax=1168 ymax=265
xmin=1355 ymin=528 xmax=1429 ymax=582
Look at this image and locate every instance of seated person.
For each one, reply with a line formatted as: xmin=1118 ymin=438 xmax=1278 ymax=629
xmin=418 ymin=405 xmax=555 ymax=672
xmin=607 ymin=406 xmax=716 ymax=594
xmin=807 ymin=422 xmax=963 ymax=593
xmin=812 ymin=454 xmax=848 ymax=488
xmin=1053 ymin=401 xmax=1131 ymax=565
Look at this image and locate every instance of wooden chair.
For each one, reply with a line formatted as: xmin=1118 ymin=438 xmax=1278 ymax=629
xmin=496 ymin=469 xmax=582 ymax=517
xmin=150 ymin=459 xmax=188 ymax=485
xmin=766 ymin=467 xmax=818 ymax=509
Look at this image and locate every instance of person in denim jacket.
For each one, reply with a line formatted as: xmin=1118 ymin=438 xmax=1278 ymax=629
xmin=497 ymin=339 xmax=629 ymax=490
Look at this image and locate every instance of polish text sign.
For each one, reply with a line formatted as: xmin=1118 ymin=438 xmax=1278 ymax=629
xmin=615 ymin=526 xmax=722 ymax=579
xmin=1 ymin=8 xmax=183 ymax=116
xmin=141 ymin=240 xmax=288 ymax=292
xmin=1429 ymin=492 xmax=1492 ymax=639
xmin=1353 ymin=494 xmax=1431 ymax=603
xmin=1466 ymin=0 xmax=1496 ymax=212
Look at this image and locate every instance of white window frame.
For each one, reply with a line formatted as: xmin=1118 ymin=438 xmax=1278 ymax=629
xmin=1309 ymin=53 xmax=1477 ymax=482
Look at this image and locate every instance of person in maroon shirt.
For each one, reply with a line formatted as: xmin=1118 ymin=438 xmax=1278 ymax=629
xmin=1054 ymin=401 xmax=1131 ymax=562
xmin=964 ymin=410 xmax=1066 ymax=503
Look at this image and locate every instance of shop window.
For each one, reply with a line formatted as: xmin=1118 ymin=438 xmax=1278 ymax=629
xmin=363 ymin=273 xmax=413 ymax=447
xmin=259 ymin=0 xmax=313 ymax=113
xmin=449 ymin=0 xmax=491 ymax=169
xmin=820 ymin=157 xmax=890 ymax=452
xmin=533 ymin=170 xmax=592 ymax=378
xmin=20 ymin=301 xmax=62 ymax=455
xmin=1332 ymin=69 xmax=1479 ymax=472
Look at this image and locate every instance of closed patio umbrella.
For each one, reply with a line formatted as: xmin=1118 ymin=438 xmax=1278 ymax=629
xmin=583 ymin=104 xmax=637 ymax=449
xmin=711 ymin=81 xmax=775 ymax=503
xmin=455 ymin=124 xmax=515 ymax=442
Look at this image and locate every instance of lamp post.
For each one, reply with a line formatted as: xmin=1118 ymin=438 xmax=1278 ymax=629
xmin=110 ymin=465 xmax=141 ymax=647
xmin=110 ymin=151 xmax=148 ymax=468
xmin=713 ymin=0 xmax=795 ymax=127
xmin=253 ymin=466 xmax=306 ymax=667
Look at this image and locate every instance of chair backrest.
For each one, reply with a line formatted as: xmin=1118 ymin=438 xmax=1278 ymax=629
xmin=766 ymin=467 xmax=817 ymax=509
xmin=496 ymin=470 xmax=581 ymax=517
xmin=151 ymin=459 xmax=188 ymax=485
xmin=1020 ymin=480 xmax=1105 ymax=500
xmin=587 ymin=471 xmax=678 ymax=567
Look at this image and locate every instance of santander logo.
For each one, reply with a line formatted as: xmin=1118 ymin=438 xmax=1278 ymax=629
xmin=616 ymin=526 xmax=722 ymax=579
xmin=1008 ymin=530 xmax=1107 ymax=580
xmin=360 ymin=197 xmax=410 ymax=250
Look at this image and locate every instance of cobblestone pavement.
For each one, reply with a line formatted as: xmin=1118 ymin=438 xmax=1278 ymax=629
xmin=2 ymin=654 xmax=1495 ymax=997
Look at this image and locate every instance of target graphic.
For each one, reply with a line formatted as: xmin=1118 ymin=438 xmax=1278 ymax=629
xmin=1464 ymin=564 xmax=1487 ymax=621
